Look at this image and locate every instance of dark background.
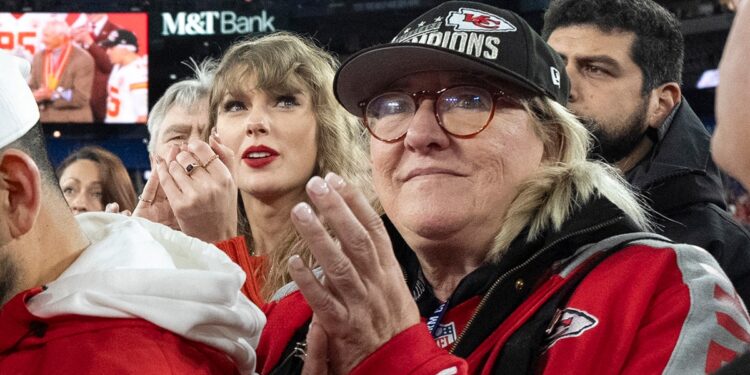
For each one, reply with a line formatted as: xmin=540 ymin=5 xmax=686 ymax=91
xmin=0 ymin=0 xmax=734 ymax=189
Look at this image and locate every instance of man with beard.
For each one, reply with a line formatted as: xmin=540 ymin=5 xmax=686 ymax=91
xmin=0 ymin=52 xmax=264 ymax=374
xmin=544 ymin=0 xmax=750 ymax=303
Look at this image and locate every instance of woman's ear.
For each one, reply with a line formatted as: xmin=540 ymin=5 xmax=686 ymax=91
xmin=0 ymin=149 xmax=42 ymax=239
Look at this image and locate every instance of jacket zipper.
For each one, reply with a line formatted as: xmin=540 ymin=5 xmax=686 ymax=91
xmin=448 ymin=216 xmax=624 ymax=354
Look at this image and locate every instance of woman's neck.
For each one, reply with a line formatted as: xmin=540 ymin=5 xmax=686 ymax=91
xmin=415 ymin=249 xmax=484 ymax=302
xmin=241 ymin=189 xmax=307 ymax=256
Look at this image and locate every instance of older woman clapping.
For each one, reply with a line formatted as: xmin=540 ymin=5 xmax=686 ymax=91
xmin=256 ymin=2 xmax=750 ymax=374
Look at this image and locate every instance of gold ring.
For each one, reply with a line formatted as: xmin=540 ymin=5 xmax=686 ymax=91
xmin=202 ymin=154 xmax=220 ymax=168
xmin=185 ymin=162 xmax=199 ymax=176
xmin=138 ymin=195 xmax=154 ymax=204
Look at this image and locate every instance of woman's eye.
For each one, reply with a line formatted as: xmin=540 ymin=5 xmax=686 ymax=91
xmin=92 ymin=191 xmax=103 ymax=199
xmin=223 ymin=100 xmax=247 ymax=112
xmin=275 ymin=95 xmax=300 ymax=109
xmin=62 ymin=187 xmax=74 ymax=196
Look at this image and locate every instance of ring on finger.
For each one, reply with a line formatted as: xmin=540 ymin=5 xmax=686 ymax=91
xmin=185 ymin=162 xmax=200 ymax=176
xmin=202 ymin=154 xmax=220 ymax=169
xmin=138 ymin=195 xmax=154 ymax=204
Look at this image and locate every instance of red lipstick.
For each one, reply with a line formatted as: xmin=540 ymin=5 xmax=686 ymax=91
xmin=242 ymin=145 xmax=279 ymax=169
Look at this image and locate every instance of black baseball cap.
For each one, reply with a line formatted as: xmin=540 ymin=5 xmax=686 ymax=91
xmin=100 ymin=29 xmax=139 ymax=51
xmin=334 ymin=1 xmax=570 ymax=115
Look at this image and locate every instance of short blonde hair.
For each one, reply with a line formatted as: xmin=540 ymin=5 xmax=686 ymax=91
xmin=209 ymin=32 xmax=375 ymax=298
xmin=486 ymin=96 xmax=651 ymax=263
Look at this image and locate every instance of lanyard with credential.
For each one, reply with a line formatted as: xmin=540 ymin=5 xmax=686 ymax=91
xmin=426 ymin=300 xmax=450 ymax=338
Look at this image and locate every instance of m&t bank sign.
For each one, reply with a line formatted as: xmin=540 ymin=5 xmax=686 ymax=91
xmin=161 ymin=10 xmax=276 ymax=36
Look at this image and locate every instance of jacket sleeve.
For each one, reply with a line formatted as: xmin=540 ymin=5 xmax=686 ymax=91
xmin=86 ymin=43 xmax=113 ymax=75
xmin=538 ymin=242 xmax=750 ymax=375
xmin=51 ymin=51 xmax=93 ymax=110
xmin=214 ymin=236 xmax=265 ymax=307
xmin=350 ymin=323 xmax=468 ymax=375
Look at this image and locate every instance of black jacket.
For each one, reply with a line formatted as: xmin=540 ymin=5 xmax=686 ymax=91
xmin=626 ymin=100 xmax=750 ymax=302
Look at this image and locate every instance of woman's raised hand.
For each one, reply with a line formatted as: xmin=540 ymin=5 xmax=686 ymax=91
xmin=155 ymin=135 xmax=239 ymax=243
xmin=289 ymin=173 xmax=420 ymax=374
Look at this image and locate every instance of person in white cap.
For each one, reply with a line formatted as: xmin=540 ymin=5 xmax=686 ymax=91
xmin=0 ymin=52 xmax=264 ymax=374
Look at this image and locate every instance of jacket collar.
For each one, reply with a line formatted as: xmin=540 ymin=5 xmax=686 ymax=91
xmin=626 ymin=100 xmax=726 ymax=210
xmin=387 ymin=194 xmax=641 ymax=313
xmin=0 ymin=288 xmax=44 ymax=352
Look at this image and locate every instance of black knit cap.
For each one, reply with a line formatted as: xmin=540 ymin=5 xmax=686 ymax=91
xmin=334 ymin=1 xmax=570 ymax=115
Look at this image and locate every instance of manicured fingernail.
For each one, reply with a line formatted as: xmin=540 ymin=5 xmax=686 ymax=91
xmin=325 ymin=172 xmax=345 ymax=190
xmin=292 ymin=202 xmax=314 ymax=223
xmin=288 ymin=254 xmax=304 ymax=270
xmin=307 ymin=176 xmax=329 ymax=196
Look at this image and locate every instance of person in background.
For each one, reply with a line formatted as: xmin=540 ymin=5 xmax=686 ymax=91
xmin=29 ymin=19 xmax=94 ymax=123
xmin=71 ymin=13 xmax=121 ymax=123
xmin=255 ymin=2 xmax=750 ymax=374
xmin=0 ymin=52 xmax=264 ymax=375
xmin=56 ymin=145 xmax=137 ymax=215
xmin=101 ymin=29 xmax=148 ymax=124
xmin=132 ymin=59 xmax=216 ymax=231
xmin=147 ymin=59 xmax=215 ymax=160
xmin=543 ymin=0 xmax=750 ymax=303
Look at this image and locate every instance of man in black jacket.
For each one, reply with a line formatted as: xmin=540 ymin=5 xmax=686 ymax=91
xmin=543 ymin=0 xmax=750 ymax=302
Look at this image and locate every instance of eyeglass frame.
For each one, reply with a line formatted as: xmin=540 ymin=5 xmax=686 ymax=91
xmin=358 ymin=85 xmax=524 ymax=143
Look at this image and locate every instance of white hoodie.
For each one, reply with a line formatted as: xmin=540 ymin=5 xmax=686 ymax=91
xmin=26 ymin=212 xmax=265 ymax=374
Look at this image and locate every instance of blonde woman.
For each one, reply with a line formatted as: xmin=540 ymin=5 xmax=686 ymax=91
xmin=147 ymin=32 xmax=374 ymax=305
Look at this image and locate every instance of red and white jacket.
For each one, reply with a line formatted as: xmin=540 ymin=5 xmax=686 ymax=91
xmin=0 ymin=213 xmax=265 ymax=374
xmin=257 ymin=196 xmax=750 ymax=374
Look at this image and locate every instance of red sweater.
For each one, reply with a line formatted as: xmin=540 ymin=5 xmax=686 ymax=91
xmin=216 ymin=236 xmax=267 ymax=306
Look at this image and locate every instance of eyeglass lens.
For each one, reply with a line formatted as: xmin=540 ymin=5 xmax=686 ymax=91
xmin=365 ymin=86 xmax=494 ymax=140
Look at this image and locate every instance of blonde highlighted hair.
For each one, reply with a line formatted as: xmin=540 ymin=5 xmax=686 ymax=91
xmin=209 ymin=32 xmax=375 ymax=299
xmin=485 ymin=96 xmax=652 ymax=263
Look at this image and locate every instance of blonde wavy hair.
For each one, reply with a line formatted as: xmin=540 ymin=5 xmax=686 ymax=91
xmin=485 ymin=96 xmax=652 ymax=263
xmin=208 ymin=32 xmax=376 ymax=299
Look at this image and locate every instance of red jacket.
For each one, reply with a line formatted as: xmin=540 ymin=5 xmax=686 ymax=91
xmin=257 ymin=197 xmax=750 ymax=374
xmin=0 ymin=289 xmax=238 ymax=375
xmin=0 ymin=214 xmax=265 ymax=375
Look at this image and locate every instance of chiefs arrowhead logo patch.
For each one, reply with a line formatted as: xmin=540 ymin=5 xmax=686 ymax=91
xmin=544 ymin=308 xmax=598 ymax=349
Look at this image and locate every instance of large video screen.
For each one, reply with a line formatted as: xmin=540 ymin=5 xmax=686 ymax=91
xmin=0 ymin=12 xmax=148 ymax=124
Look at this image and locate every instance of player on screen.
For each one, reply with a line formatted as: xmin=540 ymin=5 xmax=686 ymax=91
xmin=101 ymin=29 xmax=147 ymax=124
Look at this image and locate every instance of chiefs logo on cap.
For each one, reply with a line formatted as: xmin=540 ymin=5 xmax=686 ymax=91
xmin=446 ymin=8 xmax=517 ymax=32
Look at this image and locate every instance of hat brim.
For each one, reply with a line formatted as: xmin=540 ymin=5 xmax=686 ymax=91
xmin=334 ymin=43 xmax=547 ymax=115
